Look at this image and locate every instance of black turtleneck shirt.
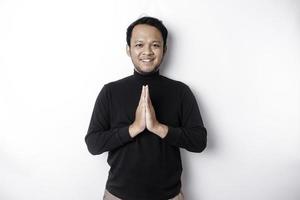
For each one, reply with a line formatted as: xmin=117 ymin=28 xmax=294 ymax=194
xmin=85 ymin=69 xmax=207 ymax=200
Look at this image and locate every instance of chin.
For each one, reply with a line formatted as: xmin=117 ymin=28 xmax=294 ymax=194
xmin=136 ymin=66 xmax=157 ymax=74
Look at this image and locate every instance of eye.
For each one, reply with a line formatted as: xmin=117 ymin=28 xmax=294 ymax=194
xmin=135 ymin=43 xmax=143 ymax=47
xmin=153 ymin=44 xmax=161 ymax=48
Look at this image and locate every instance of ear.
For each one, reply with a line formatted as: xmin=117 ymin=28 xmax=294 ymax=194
xmin=126 ymin=45 xmax=131 ymax=57
xmin=163 ymin=45 xmax=167 ymax=55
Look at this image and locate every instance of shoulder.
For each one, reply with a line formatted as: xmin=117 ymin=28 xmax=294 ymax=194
xmin=103 ymin=74 xmax=134 ymax=89
xmin=95 ymin=75 xmax=132 ymax=99
xmin=160 ymin=75 xmax=188 ymax=87
xmin=160 ymin=75 xmax=192 ymax=95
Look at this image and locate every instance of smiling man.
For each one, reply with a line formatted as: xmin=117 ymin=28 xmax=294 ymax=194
xmin=85 ymin=16 xmax=207 ymax=200
xmin=126 ymin=23 xmax=165 ymax=75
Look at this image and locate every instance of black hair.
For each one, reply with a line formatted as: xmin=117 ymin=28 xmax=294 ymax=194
xmin=126 ymin=16 xmax=168 ymax=51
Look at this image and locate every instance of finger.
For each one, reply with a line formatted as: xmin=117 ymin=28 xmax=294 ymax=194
xmin=146 ymin=86 xmax=152 ymax=112
xmin=145 ymin=85 xmax=149 ymax=105
xmin=144 ymin=85 xmax=147 ymax=99
xmin=146 ymin=85 xmax=152 ymax=106
xmin=143 ymin=85 xmax=147 ymax=109
xmin=139 ymin=85 xmax=145 ymax=106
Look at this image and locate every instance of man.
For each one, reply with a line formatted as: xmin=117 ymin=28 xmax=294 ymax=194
xmin=85 ymin=16 xmax=207 ymax=200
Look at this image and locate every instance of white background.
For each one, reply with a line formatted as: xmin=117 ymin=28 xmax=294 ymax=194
xmin=1 ymin=0 xmax=300 ymax=199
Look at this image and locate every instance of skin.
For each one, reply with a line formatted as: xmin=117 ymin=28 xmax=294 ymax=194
xmin=126 ymin=24 xmax=169 ymax=138
xmin=126 ymin=24 xmax=167 ymax=74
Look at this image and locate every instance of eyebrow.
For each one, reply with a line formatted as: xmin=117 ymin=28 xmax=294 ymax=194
xmin=134 ymin=40 xmax=162 ymax=43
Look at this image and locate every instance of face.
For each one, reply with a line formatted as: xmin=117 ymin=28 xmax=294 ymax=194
xmin=127 ymin=24 xmax=166 ymax=74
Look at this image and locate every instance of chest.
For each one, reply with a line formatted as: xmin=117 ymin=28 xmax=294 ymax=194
xmin=109 ymin=85 xmax=181 ymax=127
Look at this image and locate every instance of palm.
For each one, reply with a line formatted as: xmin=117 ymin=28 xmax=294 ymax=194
xmin=145 ymin=85 xmax=158 ymax=130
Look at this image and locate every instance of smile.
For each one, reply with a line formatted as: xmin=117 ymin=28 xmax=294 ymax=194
xmin=140 ymin=59 xmax=154 ymax=62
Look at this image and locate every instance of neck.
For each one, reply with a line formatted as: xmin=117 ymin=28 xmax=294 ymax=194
xmin=133 ymin=68 xmax=160 ymax=82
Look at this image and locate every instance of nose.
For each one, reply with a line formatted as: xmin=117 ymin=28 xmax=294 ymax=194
xmin=142 ymin=45 xmax=154 ymax=55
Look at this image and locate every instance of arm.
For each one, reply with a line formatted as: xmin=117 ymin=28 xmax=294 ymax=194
xmin=162 ymin=85 xmax=207 ymax=153
xmin=85 ymin=84 xmax=133 ymax=155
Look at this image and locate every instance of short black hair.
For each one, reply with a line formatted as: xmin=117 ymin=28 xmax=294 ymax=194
xmin=126 ymin=16 xmax=168 ymax=51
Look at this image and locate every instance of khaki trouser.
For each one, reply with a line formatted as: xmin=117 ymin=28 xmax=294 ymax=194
xmin=103 ymin=189 xmax=184 ymax=200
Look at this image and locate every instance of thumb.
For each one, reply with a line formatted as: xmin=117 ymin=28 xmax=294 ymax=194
xmin=138 ymin=85 xmax=145 ymax=106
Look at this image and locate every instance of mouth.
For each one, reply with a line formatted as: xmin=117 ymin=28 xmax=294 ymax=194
xmin=140 ymin=58 xmax=154 ymax=63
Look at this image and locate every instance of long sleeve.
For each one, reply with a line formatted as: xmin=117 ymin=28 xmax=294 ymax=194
xmin=85 ymin=84 xmax=133 ymax=155
xmin=163 ymin=85 xmax=207 ymax=153
xmin=87 ymin=70 xmax=208 ymax=199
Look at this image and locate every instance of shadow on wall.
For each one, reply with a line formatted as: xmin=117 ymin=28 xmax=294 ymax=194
xmin=159 ymin=26 xmax=173 ymax=75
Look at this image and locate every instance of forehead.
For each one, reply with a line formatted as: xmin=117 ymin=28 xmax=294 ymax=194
xmin=131 ymin=24 xmax=163 ymax=42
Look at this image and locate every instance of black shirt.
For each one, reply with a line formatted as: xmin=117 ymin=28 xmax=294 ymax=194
xmin=85 ymin=69 xmax=207 ymax=200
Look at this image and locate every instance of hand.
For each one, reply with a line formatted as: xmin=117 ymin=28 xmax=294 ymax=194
xmin=129 ymin=85 xmax=168 ymax=138
xmin=129 ymin=85 xmax=146 ymax=138
xmin=145 ymin=85 xmax=168 ymax=138
xmin=144 ymin=85 xmax=159 ymax=132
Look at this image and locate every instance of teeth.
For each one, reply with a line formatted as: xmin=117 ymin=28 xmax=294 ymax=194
xmin=141 ymin=59 xmax=152 ymax=62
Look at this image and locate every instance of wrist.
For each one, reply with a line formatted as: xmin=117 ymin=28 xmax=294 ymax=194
xmin=129 ymin=123 xmax=141 ymax=138
xmin=152 ymin=123 xmax=168 ymax=138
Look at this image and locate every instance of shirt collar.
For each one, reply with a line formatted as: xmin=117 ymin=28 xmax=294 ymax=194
xmin=133 ymin=68 xmax=160 ymax=81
